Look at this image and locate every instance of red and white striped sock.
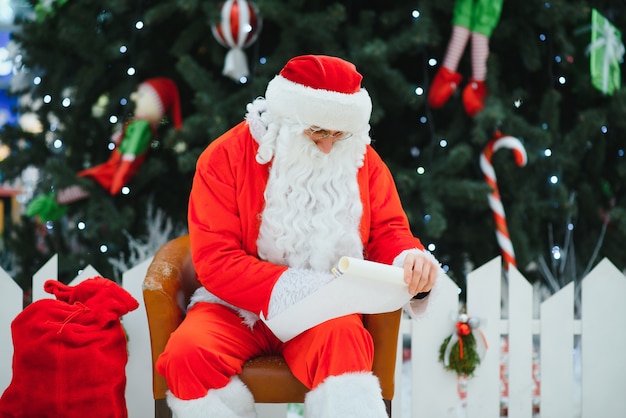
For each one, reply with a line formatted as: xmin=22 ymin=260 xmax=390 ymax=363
xmin=442 ymin=25 xmax=471 ymax=71
xmin=56 ymin=185 xmax=90 ymax=204
xmin=470 ymin=32 xmax=490 ymax=81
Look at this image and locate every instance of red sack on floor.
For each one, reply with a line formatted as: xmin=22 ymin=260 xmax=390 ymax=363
xmin=0 ymin=277 xmax=139 ymax=418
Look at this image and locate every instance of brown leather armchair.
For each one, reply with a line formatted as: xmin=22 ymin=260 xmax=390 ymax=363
xmin=143 ymin=235 xmax=402 ymax=418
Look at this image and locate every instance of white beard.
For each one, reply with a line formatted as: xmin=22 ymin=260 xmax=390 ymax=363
xmin=256 ymin=123 xmax=368 ymax=272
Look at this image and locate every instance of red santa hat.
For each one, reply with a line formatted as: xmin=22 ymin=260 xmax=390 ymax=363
xmin=264 ymin=55 xmax=372 ymax=134
xmin=140 ymin=77 xmax=183 ymax=129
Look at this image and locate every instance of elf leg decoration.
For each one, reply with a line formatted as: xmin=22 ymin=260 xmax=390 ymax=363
xmin=303 ymin=372 xmax=388 ymax=418
xmin=427 ymin=25 xmax=469 ymax=109
xmin=428 ymin=0 xmax=503 ymax=116
xmin=462 ymin=31 xmax=490 ymax=116
xmin=166 ymin=376 xmax=257 ymax=418
xmin=461 ymin=0 xmax=503 ymax=116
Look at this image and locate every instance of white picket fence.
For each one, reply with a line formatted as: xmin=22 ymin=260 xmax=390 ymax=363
xmin=1 ymin=255 xmax=625 ymax=418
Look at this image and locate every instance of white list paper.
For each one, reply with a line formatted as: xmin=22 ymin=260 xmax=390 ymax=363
xmin=260 ymin=257 xmax=413 ymax=342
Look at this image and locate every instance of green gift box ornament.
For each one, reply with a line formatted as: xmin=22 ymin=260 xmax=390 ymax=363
xmin=588 ymin=8 xmax=624 ymax=95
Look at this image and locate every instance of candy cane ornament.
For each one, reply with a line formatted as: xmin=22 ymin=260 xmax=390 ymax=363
xmin=479 ymin=131 xmax=527 ymax=270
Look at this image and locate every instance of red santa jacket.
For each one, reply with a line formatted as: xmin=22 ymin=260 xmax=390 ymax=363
xmin=188 ymin=121 xmax=424 ymax=317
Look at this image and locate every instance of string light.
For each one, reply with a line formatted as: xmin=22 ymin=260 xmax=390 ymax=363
xmin=411 ymin=9 xmax=420 ymax=19
xmin=0 ymin=2 xmax=14 ymax=24
xmin=551 ymin=245 xmax=561 ymax=260
xmin=414 ymin=86 xmax=424 ymax=96
xmin=416 ymin=166 xmax=425 ymax=174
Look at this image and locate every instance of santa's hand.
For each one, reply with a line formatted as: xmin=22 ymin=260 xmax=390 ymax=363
xmin=402 ymin=251 xmax=439 ymax=296
xmin=267 ymin=269 xmax=334 ymax=319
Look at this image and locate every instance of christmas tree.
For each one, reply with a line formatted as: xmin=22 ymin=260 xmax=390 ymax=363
xmin=0 ymin=0 xmax=624 ymax=299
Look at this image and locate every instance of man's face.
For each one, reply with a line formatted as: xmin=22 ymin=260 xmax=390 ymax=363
xmin=303 ymin=127 xmax=352 ymax=154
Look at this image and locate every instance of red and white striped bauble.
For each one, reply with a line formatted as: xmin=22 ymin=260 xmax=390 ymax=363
xmin=211 ymin=0 xmax=262 ymax=82
xmin=479 ymin=131 xmax=527 ymax=270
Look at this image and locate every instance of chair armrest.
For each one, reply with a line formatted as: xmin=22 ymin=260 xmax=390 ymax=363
xmin=363 ymin=309 xmax=402 ymax=401
xmin=142 ymin=235 xmax=194 ymax=400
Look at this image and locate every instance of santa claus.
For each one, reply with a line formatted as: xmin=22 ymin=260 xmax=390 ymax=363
xmin=156 ymin=55 xmax=441 ymax=418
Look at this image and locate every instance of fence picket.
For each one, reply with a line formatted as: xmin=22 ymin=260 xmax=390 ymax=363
xmin=581 ymin=258 xmax=626 ymax=418
xmin=410 ymin=276 xmax=460 ymax=418
xmin=0 ymin=268 xmax=21 ymax=393
xmin=540 ymin=281 xmax=574 ymax=418
xmin=466 ymin=257 xmax=502 ymax=418
xmin=507 ymin=266 xmax=534 ymax=418
xmin=122 ymin=257 xmax=155 ymax=418
xmin=31 ymin=254 xmax=57 ymax=302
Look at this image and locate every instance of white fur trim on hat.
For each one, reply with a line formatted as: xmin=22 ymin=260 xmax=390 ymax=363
xmin=264 ymin=74 xmax=372 ymax=134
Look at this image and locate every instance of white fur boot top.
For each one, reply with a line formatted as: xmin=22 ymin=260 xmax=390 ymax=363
xmin=303 ymin=372 xmax=388 ymax=418
xmin=166 ymin=376 xmax=257 ymax=418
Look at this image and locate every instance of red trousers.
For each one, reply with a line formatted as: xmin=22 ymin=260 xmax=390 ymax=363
xmin=156 ymin=303 xmax=374 ymax=400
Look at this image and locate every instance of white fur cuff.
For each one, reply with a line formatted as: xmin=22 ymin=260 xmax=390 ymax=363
xmin=166 ymin=376 xmax=256 ymax=418
xmin=188 ymin=287 xmax=260 ymax=328
xmin=267 ymin=268 xmax=334 ymax=319
xmin=304 ymin=372 xmax=387 ymax=418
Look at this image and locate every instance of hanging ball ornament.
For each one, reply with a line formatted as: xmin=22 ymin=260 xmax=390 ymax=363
xmin=456 ymin=321 xmax=471 ymax=337
xmin=211 ymin=0 xmax=263 ymax=82
xmin=439 ymin=313 xmax=488 ymax=377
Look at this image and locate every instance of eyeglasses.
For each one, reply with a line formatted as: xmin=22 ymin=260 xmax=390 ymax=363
xmin=306 ymin=126 xmax=353 ymax=141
